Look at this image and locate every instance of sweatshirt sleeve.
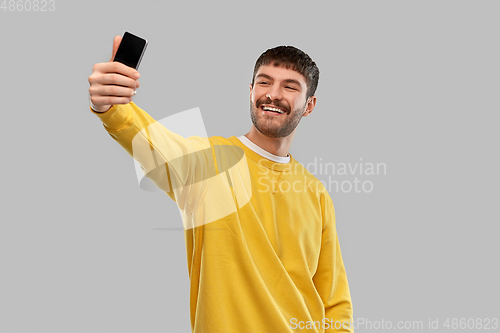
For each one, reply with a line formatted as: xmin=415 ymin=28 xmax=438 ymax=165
xmin=90 ymin=102 xmax=217 ymax=214
xmin=312 ymin=194 xmax=354 ymax=332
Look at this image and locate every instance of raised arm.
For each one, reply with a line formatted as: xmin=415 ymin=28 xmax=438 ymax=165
xmin=87 ymin=35 xmax=243 ymax=231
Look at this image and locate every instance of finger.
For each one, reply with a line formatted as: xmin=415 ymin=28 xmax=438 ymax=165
xmin=105 ymin=62 xmax=140 ymax=80
xmin=93 ymin=61 xmax=140 ymax=81
xmin=96 ymin=73 xmax=137 ymax=89
xmin=109 ymin=35 xmax=122 ymax=62
xmin=91 ymin=85 xmax=136 ymax=98
xmin=92 ymin=95 xmax=133 ymax=107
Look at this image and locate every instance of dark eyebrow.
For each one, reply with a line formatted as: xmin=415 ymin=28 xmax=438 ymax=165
xmin=283 ymin=79 xmax=302 ymax=88
xmin=255 ymin=73 xmax=273 ymax=81
xmin=255 ymin=74 xmax=303 ymax=89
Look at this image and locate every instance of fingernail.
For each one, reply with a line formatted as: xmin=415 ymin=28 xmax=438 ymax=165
xmin=133 ymin=90 xmax=137 ymax=95
xmin=134 ymin=72 xmax=140 ymax=79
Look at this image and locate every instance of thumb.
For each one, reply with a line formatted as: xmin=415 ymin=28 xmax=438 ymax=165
xmin=109 ymin=35 xmax=122 ymax=62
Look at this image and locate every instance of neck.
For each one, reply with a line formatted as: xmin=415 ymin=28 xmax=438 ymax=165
xmin=244 ymin=126 xmax=295 ymax=157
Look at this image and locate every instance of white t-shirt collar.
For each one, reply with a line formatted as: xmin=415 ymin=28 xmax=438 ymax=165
xmin=237 ymin=135 xmax=290 ymax=164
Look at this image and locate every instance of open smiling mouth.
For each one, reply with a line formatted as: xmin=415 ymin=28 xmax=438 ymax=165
xmin=260 ymin=105 xmax=286 ymax=115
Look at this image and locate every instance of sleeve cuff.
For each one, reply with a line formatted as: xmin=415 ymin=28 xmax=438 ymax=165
xmin=89 ymin=103 xmax=134 ymax=132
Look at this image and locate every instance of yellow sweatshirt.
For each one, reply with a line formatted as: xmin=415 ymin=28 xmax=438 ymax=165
xmin=91 ymin=102 xmax=353 ymax=332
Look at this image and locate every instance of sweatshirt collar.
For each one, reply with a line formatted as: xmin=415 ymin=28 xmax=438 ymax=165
xmin=230 ymin=136 xmax=293 ymax=172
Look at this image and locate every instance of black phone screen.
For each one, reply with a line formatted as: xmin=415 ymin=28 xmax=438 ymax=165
xmin=113 ymin=31 xmax=148 ymax=69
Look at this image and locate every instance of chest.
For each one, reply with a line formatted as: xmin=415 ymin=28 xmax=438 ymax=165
xmin=248 ymin=171 xmax=323 ymax=267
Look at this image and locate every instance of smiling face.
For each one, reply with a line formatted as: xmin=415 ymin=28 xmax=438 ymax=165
xmin=250 ymin=64 xmax=316 ymax=139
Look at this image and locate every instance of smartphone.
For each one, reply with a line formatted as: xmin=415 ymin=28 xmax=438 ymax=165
xmin=113 ymin=31 xmax=148 ymax=70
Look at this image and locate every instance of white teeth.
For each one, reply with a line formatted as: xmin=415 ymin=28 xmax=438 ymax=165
xmin=262 ymin=106 xmax=284 ymax=114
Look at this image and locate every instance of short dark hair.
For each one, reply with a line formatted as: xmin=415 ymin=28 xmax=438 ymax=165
xmin=251 ymin=46 xmax=320 ymax=100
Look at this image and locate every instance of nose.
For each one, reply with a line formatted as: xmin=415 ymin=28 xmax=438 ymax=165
xmin=267 ymin=84 xmax=283 ymax=101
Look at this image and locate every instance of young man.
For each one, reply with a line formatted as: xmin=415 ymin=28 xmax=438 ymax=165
xmin=88 ymin=35 xmax=353 ymax=332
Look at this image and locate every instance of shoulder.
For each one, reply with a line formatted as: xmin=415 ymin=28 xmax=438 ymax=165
xmin=206 ymin=136 xmax=246 ymax=167
xmin=208 ymin=135 xmax=234 ymax=145
xmin=288 ymin=158 xmax=329 ymax=195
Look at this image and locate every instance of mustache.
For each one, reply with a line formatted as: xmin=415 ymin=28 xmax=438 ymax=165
xmin=256 ymin=97 xmax=290 ymax=114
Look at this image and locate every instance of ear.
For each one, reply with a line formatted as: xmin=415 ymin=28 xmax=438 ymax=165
xmin=302 ymin=96 xmax=317 ymax=117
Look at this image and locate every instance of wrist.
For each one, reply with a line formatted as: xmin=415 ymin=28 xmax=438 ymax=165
xmin=89 ymin=93 xmax=110 ymax=113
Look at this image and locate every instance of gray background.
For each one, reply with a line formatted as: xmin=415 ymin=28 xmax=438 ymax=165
xmin=1 ymin=0 xmax=498 ymax=332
